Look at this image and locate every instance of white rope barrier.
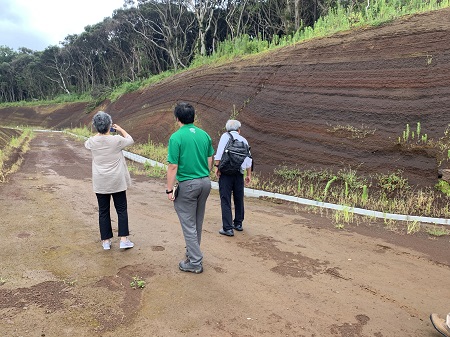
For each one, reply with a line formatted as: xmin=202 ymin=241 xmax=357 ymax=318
xmin=121 ymin=150 xmax=450 ymax=226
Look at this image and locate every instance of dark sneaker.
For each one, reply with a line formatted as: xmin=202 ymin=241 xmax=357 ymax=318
xmin=219 ymin=229 xmax=234 ymax=237
xmin=179 ymin=260 xmax=203 ymax=274
xmin=233 ymin=224 xmax=243 ymax=231
xmin=430 ymin=314 xmax=450 ymax=337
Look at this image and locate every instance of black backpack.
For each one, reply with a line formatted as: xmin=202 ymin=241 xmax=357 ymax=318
xmin=218 ymin=132 xmax=251 ymax=175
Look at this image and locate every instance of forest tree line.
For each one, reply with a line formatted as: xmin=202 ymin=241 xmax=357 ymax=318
xmin=0 ymin=0 xmax=411 ymax=103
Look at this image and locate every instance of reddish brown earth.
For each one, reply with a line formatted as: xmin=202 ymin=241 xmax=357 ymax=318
xmin=1 ymin=8 xmax=450 ymax=337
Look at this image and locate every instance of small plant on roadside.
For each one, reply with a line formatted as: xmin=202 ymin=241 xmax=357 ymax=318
xmin=274 ymin=166 xmax=302 ymax=181
xmin=0 ymin=128 xmax=34 ymax=182
xmin=436 ymin=180 xmax=450 ymax=196
xmin=322 ymin=176 xmax=338 ymax=200
xmin=407 ymin=221 xmax=421 ymax=234
xmin=332 ymin=207 xmax=354 ymax=229
xmin=430 ymin=124 xmax=450 ymax=166
xmin=129 ymin=136 xmax=168 ymax=164
xmin=143 ymin=161 xmax=167 ymax=178
xmin=66 ymin=125 xmax=93 ymax=138
xmin=375 ymin=170 xmax=409 ymax=193
xmin=426 ymin=226 xmax=450 ymax=237
xmin=361 ymin=185 xmax=369 ymax=204
xmin=383 ymin=218 xmax=399 ymax=232
xmin=130 ymin=276 xmax=146 ymax=289
xmin=63 ymin=279 xmax=77 ymax=286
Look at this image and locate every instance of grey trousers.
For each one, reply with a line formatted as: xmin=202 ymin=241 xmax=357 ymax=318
xmin=174 ymin=177 xmax=211 ymax=266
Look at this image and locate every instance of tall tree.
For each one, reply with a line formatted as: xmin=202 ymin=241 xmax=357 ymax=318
xmin=124 ymin=0 xmax=196 ymax=70
xmin=185 ymin=0 xmax=222 ymax=56
xmin=41 ymin=46 xmax=71 ymax=95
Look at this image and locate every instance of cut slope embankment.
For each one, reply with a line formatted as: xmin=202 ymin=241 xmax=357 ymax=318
xmin=1 ymin=8 xmax=450 ymax=187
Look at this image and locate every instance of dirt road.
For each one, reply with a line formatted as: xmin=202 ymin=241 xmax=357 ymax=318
xmin=0 ymin=132 xmax=449 ymax=337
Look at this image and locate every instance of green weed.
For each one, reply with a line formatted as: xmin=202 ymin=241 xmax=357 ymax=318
xmin=361 ymin=185 xmax=369 ymax=204
xmin=323 ymin=176 xmax=338 ymax=199
xmin=332 ymin=207 xmax=354 ymax=229
xmin=375 ymin=170 xmax=409 ymax=192
xmin=0 ymin=128 xmax=34 ymax=182
xmin=399 ymin=122 xmax=428 ymax=146
xmin=143 ymin=162 xmax=167 ymax=179
xmin=129 ymin=137 xmax=168 ymax=165
xmin=66 ymin=125 xmax=93 ymax=138
xmin=130 ymin=276 xmax=146 ymax=289
xmin=407 ymin=221 xmax=421 ymax=234
xmin=426 ymin=226 xmax=450 ymax=237
xmin=436 ymin=180 xmax=450 ymax=196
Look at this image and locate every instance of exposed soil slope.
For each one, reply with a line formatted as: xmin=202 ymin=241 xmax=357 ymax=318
xmin=1 ymin=8 xmax=450 ymax=187
xmin=0 ymin=128 xmax=22 ymax=148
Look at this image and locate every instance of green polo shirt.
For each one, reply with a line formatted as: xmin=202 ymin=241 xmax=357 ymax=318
xmin=167 ymin=124 xmax=214 ymax=182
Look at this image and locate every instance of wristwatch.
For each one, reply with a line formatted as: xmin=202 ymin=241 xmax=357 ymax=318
xmin=165 ymin=189 xmax=173 ymax=194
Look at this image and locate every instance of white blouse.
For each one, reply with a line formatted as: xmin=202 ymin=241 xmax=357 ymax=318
xmin=85 ymin=134 xmax=134 ymax=194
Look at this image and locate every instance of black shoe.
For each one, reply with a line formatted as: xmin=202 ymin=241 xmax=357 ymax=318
xmin=233 ymin=224 xmax=243 ymax=231
xmin=179 ymin=260 xmax=203 ymax=274
xmin=219 ymin=229 xmax=234 ymax=237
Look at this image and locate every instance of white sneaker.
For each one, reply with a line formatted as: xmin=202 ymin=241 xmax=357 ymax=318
xmin=120 ymin=239 xmax=134 ymax=249
xmin=430 ymin=313 xmax=450 ymax=337
xmin=102 ymin=240 xmax=111 ymax=250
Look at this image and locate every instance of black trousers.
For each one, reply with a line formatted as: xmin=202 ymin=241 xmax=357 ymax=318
xmin=219 ymin=173 xmax=244 ymax=231
xmin=96 ymin=190 xmax=129 ymax=240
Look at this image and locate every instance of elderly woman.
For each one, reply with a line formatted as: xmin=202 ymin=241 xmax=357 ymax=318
xmin=85 ymin=111 xmax=135 ymax=250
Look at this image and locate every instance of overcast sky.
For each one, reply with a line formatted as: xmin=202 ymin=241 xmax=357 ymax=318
xmin=0 ymin=0 xmax=128 ymax=51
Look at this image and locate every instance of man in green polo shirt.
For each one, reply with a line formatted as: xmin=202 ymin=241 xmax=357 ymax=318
xmin=166 ymin=102 xmax=215 ymax=274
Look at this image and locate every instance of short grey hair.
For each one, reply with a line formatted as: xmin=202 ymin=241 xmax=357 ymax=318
xmin=225 ymin=119 xmax=241 ymax=132
xmin=92 ymin=111 xmax=112 ymax=134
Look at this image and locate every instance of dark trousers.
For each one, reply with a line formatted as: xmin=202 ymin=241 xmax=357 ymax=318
xmin=96 ymin=190 xmax=129 ymax=240
xmin=219 ymin=173 xmax=244 ymax=231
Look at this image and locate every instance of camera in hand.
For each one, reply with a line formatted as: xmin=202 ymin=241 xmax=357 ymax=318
xmin=110 ymin=127 xmax=116 ymax=132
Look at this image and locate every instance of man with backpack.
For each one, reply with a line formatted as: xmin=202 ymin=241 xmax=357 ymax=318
xmin=214 ymin=119 xmax=252 ymax=237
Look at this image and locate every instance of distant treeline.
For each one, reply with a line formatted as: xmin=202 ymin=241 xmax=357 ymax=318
xmin=0 ymin=0 xmax=446 ymax=103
